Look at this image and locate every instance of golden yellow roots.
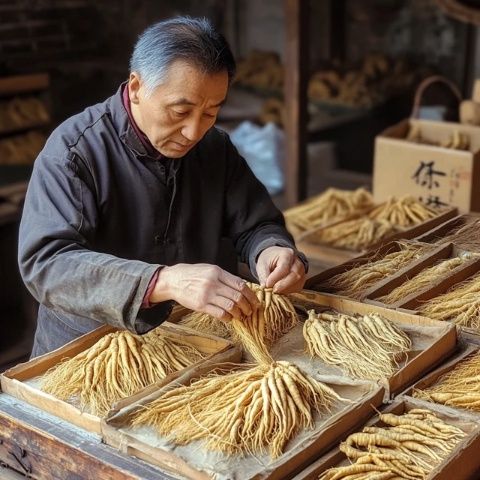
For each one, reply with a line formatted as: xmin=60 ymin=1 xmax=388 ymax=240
xmin=179 ymin=311 xmax=233 ymax=339
xmin=308 ymin=217 xmax=396 ymax=251
xmin=308 ymin=197 xmax=441 ymax=251
xmin=41 ymin=329 xmax=205 ymax=416
xmin=319 ymin=409 xmax=465 ymax=480
xmin=303 ymin=310 xmax=411 ymax=381
xmin=413 ymin=352 xmax=480 ymax=411
xmin=132 ymin=360 xmax=348 ymax=458
xmin=180 ymin=283 xmax=298 ymax=364
xmin=377 ymin=256 xmax=467 ymax=305
xmin=367 ymin=196 xmax=440 ymax=228
xmin=323 ymin=242 xmax=432 ymax=299
xmin=435 ymin=219 xmax=480 ymax=252
xmin=419 ymin=274 xmax=480 ymax=330
xmin=284 ymin=187 xmax=373 ymax=234
xmin=228 ymin=282 xmax=298 ymax=364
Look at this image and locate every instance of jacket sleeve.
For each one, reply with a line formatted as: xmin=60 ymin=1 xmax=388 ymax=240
xmin=18 ymin=150 xmax=162 ymax=333
xmin=221 ymin=131 xmax=308 ymax=278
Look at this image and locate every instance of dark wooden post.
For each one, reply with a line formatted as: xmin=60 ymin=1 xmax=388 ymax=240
xmin=284 ymin=0 xmax=309 ymax=207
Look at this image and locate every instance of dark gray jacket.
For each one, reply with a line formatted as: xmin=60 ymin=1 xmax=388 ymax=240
xmin=18 ymin=84 xmax=304 ymax=356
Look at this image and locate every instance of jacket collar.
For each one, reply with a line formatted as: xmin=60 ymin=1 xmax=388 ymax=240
xmin=109 ymin=82 xmax=151 ymax=158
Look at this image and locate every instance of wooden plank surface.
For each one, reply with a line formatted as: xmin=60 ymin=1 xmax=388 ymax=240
xmin=0 ymin=393 xmax=174 ymax=480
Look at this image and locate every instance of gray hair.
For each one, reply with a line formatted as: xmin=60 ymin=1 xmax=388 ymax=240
xmin=130 ymin=16 xmax=236 ymax=95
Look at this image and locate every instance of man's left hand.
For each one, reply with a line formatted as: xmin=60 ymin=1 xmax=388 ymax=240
xmin=256 ymin=246 xmax=306 ymax=294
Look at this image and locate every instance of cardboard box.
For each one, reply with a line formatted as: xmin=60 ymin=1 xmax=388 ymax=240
xmin=296 ymin=204 xmax=457 ymax=266
xmin=291 ymin=396 xmax=480 ymax=480
xmin=373 ymin=118 xmax=480 ymax=213
xmin=288 ymin=291 xmax=457 ymax=398
xmin=0 ymin=317 xmax=240 ymax=435
xmin=102 ymin=359 xmax=384 ymax=480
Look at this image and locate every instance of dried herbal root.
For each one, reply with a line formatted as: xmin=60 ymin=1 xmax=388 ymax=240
xmin=131 ymin=360 xmax=349 ymax=458
xmin=303 ymin=310 xmax=411 ymax=381
xmin=179 ymin=311 xmax=233 ymax=339
xmin=419 ymin=273 xmax=480 ymax=330
xmin=308 ymin=196 xmax=442 ymax=251
xmin=413 ymin=351 xmax=480 ymax=412
xmin=308 ymin=217 xmax=396 ymax=251
xmin=367 ymin=196 xmax=440 ymax=228
xmin=321 ymin=242 xmax=433 ymax=299
xmin=41 ymin=329 xmax=206 ymax=416
xmin=319 ymin=409 xmax=465 ymax=480
xmin=433 ymin=218 xmax=480 ymax=252
xmin=377 ymin=256 xmax=469 ymax=305
xmin=284 ymin=187 xmax=373 ymax=234
xmin=229 ymin=282 xmax=298 ymax=364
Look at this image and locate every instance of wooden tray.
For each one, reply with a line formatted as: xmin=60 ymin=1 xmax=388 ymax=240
xmin=292 ymin=396 xmax=480 ymax=480
xmin=296 ymin=206 xmax=457 ymax=266
xmin=289 ymin=290 xmax=457 ymax=398
xmin=0 ymin=315 xmax=239 ymax=435
xmin=363 ymin=243 xmax=480 ymax=308
xmin=102 ymin=359 xmax=384 ymax=480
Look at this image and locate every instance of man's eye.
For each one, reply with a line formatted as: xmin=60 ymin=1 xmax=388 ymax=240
xmin=173 ymin=110 xmax=188 ymax=117
xmin=203 ymin=113 xmax=216 ymax=119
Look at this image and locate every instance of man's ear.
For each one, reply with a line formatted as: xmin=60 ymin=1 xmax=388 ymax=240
xmin=128 ymin=72 xmax=142 ymax=105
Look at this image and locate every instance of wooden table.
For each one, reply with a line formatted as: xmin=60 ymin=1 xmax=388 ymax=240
xmin=0 ymin=393 xmax=175 ymax=479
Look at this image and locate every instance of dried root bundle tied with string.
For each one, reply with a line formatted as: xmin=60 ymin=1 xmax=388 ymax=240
xmin=304 ymin=310 xmax=411 ymax=381
xmin=41 ymin=329 xmax=206 ymax=416
xmin=322 ymin=242 xmax=433 ymax=299
xmin=284 ymin=187 xmax=373 ymax=234
xmin=413 ymin=351 xmax=480 ymax=411
xmin=419 ymin=273 xmax=480 ymax=330
xmin=132 ymin=360 xmax=349 ymax=459
xmin=319 ymin=408 xmax=466 ymax=480
xmin=179 ymin=282 xmax=298 ymax=363
xmin=377 ymin=255 xmax=470 ymax=305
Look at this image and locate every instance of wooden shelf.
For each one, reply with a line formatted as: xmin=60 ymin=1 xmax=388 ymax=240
xmin=0 ymin=121 xmax=49 ymax=137
xmin=0 ymin=73 xmax=49 ymax=97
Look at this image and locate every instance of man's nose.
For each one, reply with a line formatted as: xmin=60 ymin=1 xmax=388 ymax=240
xmin=181 ymin=118 xmax=202 ymax=142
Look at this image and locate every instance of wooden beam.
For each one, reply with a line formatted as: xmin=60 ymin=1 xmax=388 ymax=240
xmin=0 ymin=394 xmax=174 ymax=480
xmin=284 ymin=0 xmax=309 ymax=206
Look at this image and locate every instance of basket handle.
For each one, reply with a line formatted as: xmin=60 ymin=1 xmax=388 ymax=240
xmin=410 ymin=74 xmax=462 ymax=119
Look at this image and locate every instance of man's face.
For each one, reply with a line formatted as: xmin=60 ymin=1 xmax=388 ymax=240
xmin=129 ymin=60 xmax=228 ymax=158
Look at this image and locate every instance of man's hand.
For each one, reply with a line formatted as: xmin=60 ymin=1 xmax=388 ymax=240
xmin=150 ymin=263 xmax=259 ymax=321
xmin=256 ymin=246 xmax=306 ymax=294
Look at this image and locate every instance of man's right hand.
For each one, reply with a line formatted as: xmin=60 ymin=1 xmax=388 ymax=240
xmin=150 ymin=263 xmax=259 ymax=321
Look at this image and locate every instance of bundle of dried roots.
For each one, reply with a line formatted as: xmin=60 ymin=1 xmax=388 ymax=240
xmin=319 ymin=408 xmax=465 ymax=479
xmin=377 ymin=256 xmax=468 ymax=305
xmin=303 ymin=310 xmax=411 ymax=380
xmin=413 ymin=351 xmax=480 ymax=411
xmin=180 ymin=282 xmax=298 ymax=364
xmin=41 ymin=329 xmax=205 ymax=415
xmin=284 ymin=187 xmax=373 ymax=234
xmin=419 ymin=274 xmax=480 ymax=330
xmin=321 ymin=242 xmax=433 ymax=299
xmin=132 ymin=360 xmax=349 ymax=458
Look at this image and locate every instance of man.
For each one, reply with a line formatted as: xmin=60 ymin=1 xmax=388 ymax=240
xmin=18 ymin=16 xmax=307 ymax=357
